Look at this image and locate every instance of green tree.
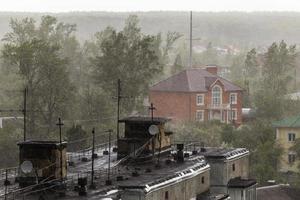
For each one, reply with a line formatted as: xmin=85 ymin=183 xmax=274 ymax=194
xmin=221 ymin=120 xmax=283 ymax=184
xmin=244 ymin=48 xmax=259 ymax=78
xmin=66 ymin=125 xmax=88 ymax=151
xmin=91 ymin=15 xmax=164 ymax=113
xmin=201 ymin=42 xmax=219 ymax=65
xmin=2 ymin=16 xmax=75 ymax=137
xmin=171 ymin=53 xmax=183 ymax=74
xmin=254 ymin=41 xmax=297 ymax=120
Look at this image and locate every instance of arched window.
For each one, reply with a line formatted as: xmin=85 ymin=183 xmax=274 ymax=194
xmin=212 ymin=85 xmax=222 ymax=106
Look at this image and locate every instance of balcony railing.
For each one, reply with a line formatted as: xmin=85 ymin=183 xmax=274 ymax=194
xmin=207 ymin=103 xmax=231 ymax=110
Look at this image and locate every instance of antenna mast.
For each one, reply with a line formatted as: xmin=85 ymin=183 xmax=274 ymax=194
xmin=23 ymin=87 xmax=27 ymax=141
xmin=189 ymin=11 xmax=193 ymax=68
xmin=56 ymin=117 xmax=64 ymax=182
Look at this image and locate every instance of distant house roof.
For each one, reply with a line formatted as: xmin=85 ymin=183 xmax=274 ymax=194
xmin=257 ymin=184 xmax=300 ymax=200
xmin=150 ymin=68 xmax=243 ymax=92
xmin=272 ymin=114 xmax=300 ymax=128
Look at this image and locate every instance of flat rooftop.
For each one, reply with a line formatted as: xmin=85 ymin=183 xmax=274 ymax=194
xmin=17 ymin=140 xmax=67 ymax=147
xmin=198 ymin=147 xmax=249 ymax=160
xmin=119 ymin=116 xmax=171 ymax=124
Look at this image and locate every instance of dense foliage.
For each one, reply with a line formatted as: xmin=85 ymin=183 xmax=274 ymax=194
xmin=0 ymin=14 xmax=300 ymax=187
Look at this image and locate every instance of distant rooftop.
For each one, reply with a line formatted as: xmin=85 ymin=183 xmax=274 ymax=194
xmin=199 ymin=147 xmax=249 ymax=160
xmin=150 ymin=68 xmax=243 ymax=93
xmin=273 ymin=114 xmax=300 ymax=128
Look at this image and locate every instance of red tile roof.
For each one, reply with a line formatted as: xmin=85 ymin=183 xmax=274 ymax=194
xmin=150 ymin=68 xmax=243 ymax=92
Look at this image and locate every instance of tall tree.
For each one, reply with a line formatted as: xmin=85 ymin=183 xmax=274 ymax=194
xmin=171 ymin=53 xmax=183 ymax=74
xmin=91 ymin=15 xmax=164 ymax=113
xmin=254 ymin=41 xmax=297 ymax=120
xmin=244 ymin=48 xmax=259 ymax=78
xmin=201 ymin=42 xmax=219 ymax=65
xmin=2 ymin=16 xmax=75 ymax=137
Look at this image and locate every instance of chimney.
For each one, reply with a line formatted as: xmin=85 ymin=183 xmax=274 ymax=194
xmin=205 ymin=65 xmax=218 ymax=75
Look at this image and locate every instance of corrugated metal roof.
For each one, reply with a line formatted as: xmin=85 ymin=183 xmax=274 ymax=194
xmin=150 ymin=68 xmax=243 ymax=92
xmin=273 ymin=115 xmax=300 ymax=128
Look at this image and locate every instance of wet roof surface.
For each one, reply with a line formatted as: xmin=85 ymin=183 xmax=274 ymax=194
xmin=119 ymin=116 xmax=171 ymax=123
xmin=198 ymin=147 xmax=249 ymax=160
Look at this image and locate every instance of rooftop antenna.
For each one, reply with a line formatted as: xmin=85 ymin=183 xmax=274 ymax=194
xmin=187 ymin=11 xmax=201 ymax=69
xmin=106 ymin=129 xmax=113 ymax=185
xmin=90 ymin=127 xmax=96 ymax=189
xmin=189 ymin=10 xmax=193 ymax=68
xmin=149 ymin=103 xmax=156 ymax=121
xmin=56 ymin=117 xmax=64 ymax=182
xmin=22 ymin=87 xmax=27 ymax=141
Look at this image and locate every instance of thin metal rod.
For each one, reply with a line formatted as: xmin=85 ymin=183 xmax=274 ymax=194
xmin=189 ymin=10 xmax=193 ymax=68
xmin=56 ymin=118 xmax=64 ymax=182
xmin=157 ymin=133 xmax=162 ymax=166
xmin=91 ymin=128 xmax=95 ymax=186
xmin=4 ymin=169 xmax=7 ymax=200
xmin=108 ymin=130 xmax=112 ymax=182
xmin=23 ymin=87 xmax=27 ymax=141
xmin=117 ymin=79 xmax=121 ymax=140
xmin=149 ymin=103 xmax=156 ymax=121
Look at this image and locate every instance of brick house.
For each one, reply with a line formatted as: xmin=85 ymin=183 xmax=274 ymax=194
xmin=149 ymin=67 xmax=243 ymax=126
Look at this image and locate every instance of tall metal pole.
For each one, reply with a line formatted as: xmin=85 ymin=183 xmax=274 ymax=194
xmin=108 ymin=130 xmax=111 ymax=181
xmin=56 ymin=118 xmax=64 ymax=182
xmin=23 ymin=87 xmax=27 ymax=141
xmin=117 ymin=79 xmax=121 ymax=140
xmin=189 ymin=11 xmax=193 ymax=68
xmin=106 ymin=129 xmax=112 ymax=185
xmin=91 ymin=128 xmax=95 ymax=188
xmin=4 ymin=169 xmax=8 ymax=200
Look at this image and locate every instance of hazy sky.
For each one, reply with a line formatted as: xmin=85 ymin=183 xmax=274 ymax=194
xmin=1 ymin=0 xmax=300 ymax=12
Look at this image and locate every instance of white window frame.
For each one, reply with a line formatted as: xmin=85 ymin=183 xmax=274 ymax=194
xmin=230 ymin=93 xmax=237 ymax=105
xmin=196 ymin=94 xmax=205 ymax=106
xmin=221 ymin=110 xmax=226 ymax=122
xmin=212 ymin=85 xmax=222 ymax=106
xmin=228 ymin=108 xmax=237 ymax=121
xmin=288 ymin=133 xmax=296 ymax=142
xmin=196 ymin=110 xmax=204 ymax=121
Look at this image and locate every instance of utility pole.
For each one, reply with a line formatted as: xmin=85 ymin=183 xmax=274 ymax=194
xmin=106 ymin=129 xmax=112 ymax=185
xmin=56 ymin=118 xmax=64 ymax=182
xmin=189 ymin=11 xmax=193 ymax=68
xmin=149 ymin=103 xmax=156 ymax=121
xmin=23 ymin=87 xmax=27 ymax=141
xmin=116 ymin=79 xmax=121 ymax=140
xmin=4 ymin=169 xmax=8 ymax=200
xmin=90 ymin=127 xmax=96 ymax=189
